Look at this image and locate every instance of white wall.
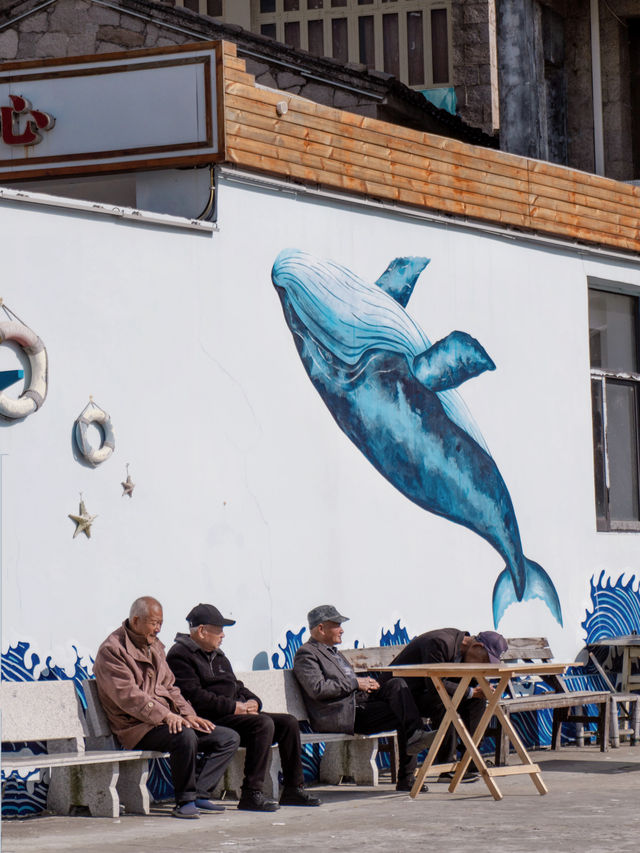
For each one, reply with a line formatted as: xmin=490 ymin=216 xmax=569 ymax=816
xmin=2 ymin=174 xmax=640 ymax=674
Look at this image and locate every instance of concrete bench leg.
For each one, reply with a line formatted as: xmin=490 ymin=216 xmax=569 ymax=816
xmin=48 ymin=762 xmax=120 ymax=818
xmin=320 ymin=739 xmax=379 ymax=786
xmin=117 ymin=759 xmax=151 ymax=815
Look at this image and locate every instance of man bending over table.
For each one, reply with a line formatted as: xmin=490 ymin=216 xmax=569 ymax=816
xmin=389 ymin=628 xmax=507 ymax=782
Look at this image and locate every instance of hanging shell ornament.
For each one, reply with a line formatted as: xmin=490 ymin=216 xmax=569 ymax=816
xmin=121 ymin=463 xmax=135 ymax=498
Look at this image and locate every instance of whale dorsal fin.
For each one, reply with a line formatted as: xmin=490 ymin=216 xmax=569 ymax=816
xmin=413 ymin=331 xmax=496 ymax=392
xmin=375 ymin=257 xmax=430 ymax=307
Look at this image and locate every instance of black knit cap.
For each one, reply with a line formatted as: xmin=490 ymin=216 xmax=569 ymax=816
xmin=186 ymin=603 xmax=236 ymax=628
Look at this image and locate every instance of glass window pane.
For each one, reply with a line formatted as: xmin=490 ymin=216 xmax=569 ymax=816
xmin=207 ymin=0 xmax=222 ymax=15
xmin=383 ymin=13 xmax=399 ymax=77
xmin=260 ymin=0 xmax=276 ymax=12
xmin=407 ymin=11 xmax=424 ymax=86
xmin=261 ymin=22 xmax=277 ymax=38
xmin=331 ymin=0 xmax=346 ymax=5
xmin=589 ymin=290 xmax=638 ymax=373
xmin=332 ymin=17 xmax=348 ymax=63
xmin=358 ymin=0 xmax=373 ymax=4
xmin=308 ymin=19 xmax=325 ymax=56
xmin=606 ymin=381 xmax=640 ymax=521
xmin=284 ymin=0 xmax=300 ymax=10
xmin=431 ymin=8 xmax=449 ymax=85
xmin=184 ymin=0 xmax=199 ymax=11
xmin=591 ymin=378 xmax=608 ymax=526
xmin=359 ymin=15 xmax=375 ymax=68
xmin=308 ymin=0 xmax=324 ymax=8
xmin=285 ymin=20 xmax=301 ymax=48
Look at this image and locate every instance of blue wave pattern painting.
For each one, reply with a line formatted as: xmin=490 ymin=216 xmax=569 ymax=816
xmin=582 ymin=571 xmax=640 ymax=643
xmin=271 ymin=250 xmax=562 ymax=628
xmin=1 ymin=642 xmax=92 ymax=817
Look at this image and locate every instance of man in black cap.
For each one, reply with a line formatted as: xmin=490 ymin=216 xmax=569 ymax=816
xmin=167 ymin=603 xmax=321 ymax=812
xmin=388 ymin=628 xmax=508 ymax=781
xmin=293 ymin=605 xmax=434 ymax=792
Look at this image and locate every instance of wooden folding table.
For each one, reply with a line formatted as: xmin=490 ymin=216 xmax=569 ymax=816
xmin=374 ymin=661 xmax=570 ymax=801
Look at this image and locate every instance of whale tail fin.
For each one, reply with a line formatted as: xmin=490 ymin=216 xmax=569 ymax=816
xmin=493 ymin=558 xmax=563 ymax=628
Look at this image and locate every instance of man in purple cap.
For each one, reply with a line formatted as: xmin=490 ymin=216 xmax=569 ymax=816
xmin=389 ymin=628 xmax=508 ymax=782
xmin=167 ymin=603 xmax=321 ymax=812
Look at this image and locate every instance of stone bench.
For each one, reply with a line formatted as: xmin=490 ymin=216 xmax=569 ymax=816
xmin=220 ymin=667 xmax=398 ymax=797
xmin=0 ymin=680 xmax=163 ymax=818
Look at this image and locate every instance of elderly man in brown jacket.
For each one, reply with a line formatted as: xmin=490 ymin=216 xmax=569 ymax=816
xmin=93 ymin=596 xmax=240 ymax=819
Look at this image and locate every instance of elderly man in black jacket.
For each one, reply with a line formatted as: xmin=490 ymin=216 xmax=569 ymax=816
xmin=167 ymin=603 xmax=320 ymax=812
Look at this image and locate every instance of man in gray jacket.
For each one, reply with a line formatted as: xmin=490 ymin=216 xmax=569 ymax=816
xmin=293 ymin=605 xmax=433 ymax=792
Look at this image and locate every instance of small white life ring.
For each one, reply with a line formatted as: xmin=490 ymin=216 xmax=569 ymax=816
xmin=74 ymin=402 xmax=115 ymax=466
xmin=0 ymin=320 xmax=48 ymax=419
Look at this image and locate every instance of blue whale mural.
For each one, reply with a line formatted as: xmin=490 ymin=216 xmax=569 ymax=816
xmin=271 ymin=249 xmax=562 ymax=627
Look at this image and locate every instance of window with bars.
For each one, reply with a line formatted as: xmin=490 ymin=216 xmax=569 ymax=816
xmin=589 ymin=286 xmax=640 ymax=531
xmin=251 ymin=0 xmax=451 ymax=89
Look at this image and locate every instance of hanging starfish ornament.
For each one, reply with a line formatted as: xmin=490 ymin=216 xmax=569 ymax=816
xmin=68 ymin=494 xmax=97 ymax=539
xmin=121 ymin=463 xmax=135 ymax=498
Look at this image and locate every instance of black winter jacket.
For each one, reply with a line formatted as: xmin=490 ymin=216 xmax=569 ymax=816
xmin=166 ymin=633 xmax=262 ymax=720
xmin=389 ymin=628 xmax=469 ymax=704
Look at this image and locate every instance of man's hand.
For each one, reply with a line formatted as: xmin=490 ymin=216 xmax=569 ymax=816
xmin=472 ymin=684 xmax=491 ymax=698
xmin=357 ymin=677 xmax=380 ymax=693
xmin=234 ymin=701 xmax=249 ymax=715
xmin=244 ymin=699 xmax=260 ymax=714
xmin=185 ymin=715 xmax=216 ymax=733
xmin=165 ymin=713 xmax=185 ymax=734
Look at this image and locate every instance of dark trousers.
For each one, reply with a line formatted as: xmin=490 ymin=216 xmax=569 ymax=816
xmin=212 ymin=712 xmax=305 ymax=792
xmin=136 ymin=724 xmax=240 ymax=804
xmin=354 ymin=677 xmax=423 ymax=782
xmin=418 ymin=692 xmax=486 ymax=765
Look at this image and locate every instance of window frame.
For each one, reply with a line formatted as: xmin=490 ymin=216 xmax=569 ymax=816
xmin=589 ymin=282 xmax=640 ymax=532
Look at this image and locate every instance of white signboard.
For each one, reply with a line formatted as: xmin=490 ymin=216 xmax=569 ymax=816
xmin=0 ymin=43 xmax=223 ymax=180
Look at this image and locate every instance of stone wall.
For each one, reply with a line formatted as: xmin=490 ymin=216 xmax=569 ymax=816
xmin=0 ymin=0 xmax=195 ymax=61
xmin=451 ymin=0 xmax=496 ymax=134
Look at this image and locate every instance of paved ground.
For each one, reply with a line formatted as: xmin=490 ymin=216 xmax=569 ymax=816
xmin=3 ymin=746 xmax=640 ymax=853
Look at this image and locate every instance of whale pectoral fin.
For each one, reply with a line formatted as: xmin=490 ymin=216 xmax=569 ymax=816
xmin=412 ymin=331 xmax=496 ymax=392
xmin=374 ymin=257 xmax=430 ymax=307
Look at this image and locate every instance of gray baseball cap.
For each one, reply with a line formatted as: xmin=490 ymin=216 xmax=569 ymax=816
xmin=476 ymin=631 xmax=508 ymax=664
xmin=307 ymin=604 xmax=349 ymax=630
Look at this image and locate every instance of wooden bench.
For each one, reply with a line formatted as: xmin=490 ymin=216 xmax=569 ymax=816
xmin=231 ymin=667 xmax=398 ymax=796
xmin=0 ymin=680 xmax=163 ymax=817
xmin=492 ymin=637 xmax=611 ymax=765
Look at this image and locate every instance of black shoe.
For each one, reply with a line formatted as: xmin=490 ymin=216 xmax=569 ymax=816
xmin=396 ymin=780 xmax=429 ymax=793
xmin=237 ymin=790 xmax=280 ymax=812
xmin=406 ymin=728 xmax=436 ymax=756
xmin=279 ymin=786 xmax=322 ymax=807
xmin=438 ymin=769 xmax=479 ymax=783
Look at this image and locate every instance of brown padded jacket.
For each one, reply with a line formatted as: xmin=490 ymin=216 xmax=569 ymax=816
xmin=93 ymin=621 xmax=196 ymax=749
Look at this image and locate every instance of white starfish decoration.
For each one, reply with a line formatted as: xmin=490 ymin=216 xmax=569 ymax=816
xmin=69 ymin=495 xmax=97 ymax=539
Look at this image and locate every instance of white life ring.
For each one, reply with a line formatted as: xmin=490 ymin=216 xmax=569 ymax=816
xmin=0 ymin=320 xmax=48 ymax=419
xmin=74 ymin=402 xmax=115 ymax=466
